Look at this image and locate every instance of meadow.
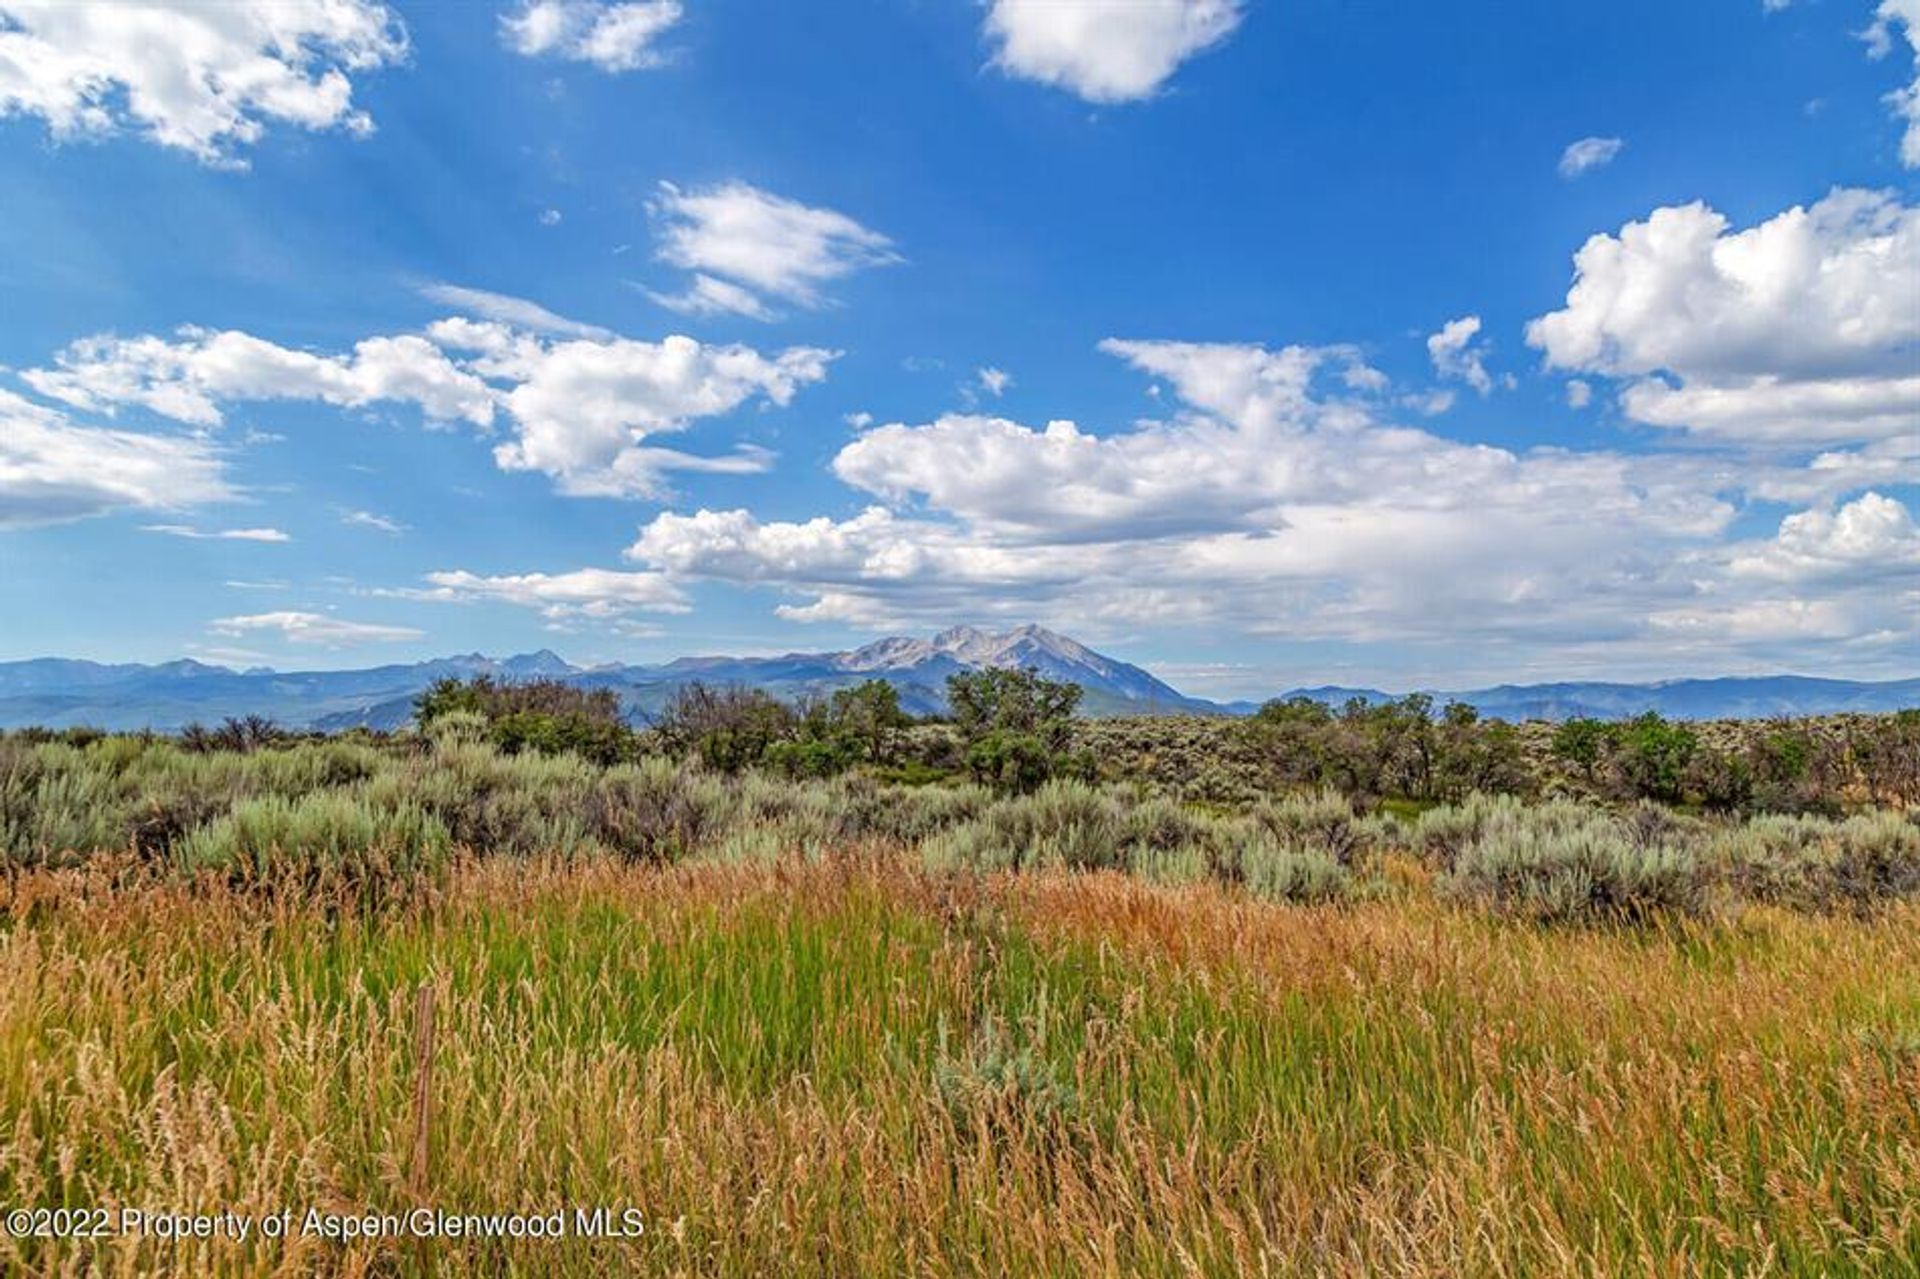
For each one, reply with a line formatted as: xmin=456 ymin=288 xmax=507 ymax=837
xmin=3 ymin=702 xmax=1920 ymax=1275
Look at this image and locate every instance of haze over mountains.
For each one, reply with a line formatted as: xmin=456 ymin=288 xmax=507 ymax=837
xmin=0 ymin=625 xmax=1914 ymax=732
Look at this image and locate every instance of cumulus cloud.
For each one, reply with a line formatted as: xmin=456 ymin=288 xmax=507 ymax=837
xmin=0 ymin=389 xmax=235 ymax=528
xmin=141 ymin=523 xmax=290 ymax=542
xmin=209 ymin=611 xmax=421 ymax=645
xmin=471 ymin=327 xmax=832 ymax=496
xmin=404 ymin=567 xmax=689 ymax=620
xmin=977 ymin=367 xmax=1013 ymax=397
xmin=1426 ymin=315 xmax=1494 ymax=395
xmin=0 ymin=0 xmax=406 ymax=166
xmin=1527 ymin=188 xmax=1920 ymax=445
xmin=19 ymin=307 xmax=834 ymax=500
xmin=1558 ymin=136 xmax=1624 ymax=178
xmin=1724 ymin=492 xmax=1920 ymax=582
xmin=984 ymin=0 xmax=1242 ymax=103
xmin=627 ymin=339 xmax=1850 ymax=664
xmin=647 ymin=181 xmax=900 ymax=320
xmin=501 ymin=0 xmax=681 ymax=72
xmin=1865 ymin=0 xmax=1920 ymax=167
xmin=24 ymin=327 xmax=496 ymax=429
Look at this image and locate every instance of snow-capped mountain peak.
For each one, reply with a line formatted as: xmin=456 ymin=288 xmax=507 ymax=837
xmin=834 ymin=624 xmax=1183 ymax=705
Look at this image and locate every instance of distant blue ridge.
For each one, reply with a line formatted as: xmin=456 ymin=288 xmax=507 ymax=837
xmin=1 ymin=628 xmax=1914 ymax=733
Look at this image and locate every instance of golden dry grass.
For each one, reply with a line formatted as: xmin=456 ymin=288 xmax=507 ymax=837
xmin=3 ymin=853 xmax=1920 ymax=1276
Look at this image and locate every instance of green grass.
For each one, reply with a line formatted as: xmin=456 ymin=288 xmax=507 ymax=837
xmin=4 ymin=857 xmax=1920 ymax=1275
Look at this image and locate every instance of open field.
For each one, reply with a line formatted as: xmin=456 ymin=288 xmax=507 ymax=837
xmin=4 ymin=719 xmax=1920 ymax=1275
xmin=7 ymin=853 xmax=1920 ymax=1276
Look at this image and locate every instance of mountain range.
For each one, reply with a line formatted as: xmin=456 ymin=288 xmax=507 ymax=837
xmin=0 ymin=624 xmax=1914 ymax=732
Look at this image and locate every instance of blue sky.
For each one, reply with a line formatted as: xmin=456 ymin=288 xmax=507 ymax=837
xmin=1 ymin=0 xmax=1916 ymax=697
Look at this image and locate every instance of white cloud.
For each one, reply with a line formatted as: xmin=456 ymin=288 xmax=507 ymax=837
xmin=1426 ymin=315 xmax=1494 ymax=395
xmin=647 ymin=181 xmax=900 ymax=319
xmin=0 ymin=0 xmax=406 ymax=166
xmin=141 ymin=523 xmax=290 ymax=542
xmin=1342 ymin=362 xmax=1390 ymax=393
xmin=984 ymin=0 xmax=1243 ymax=103
xmin=418 ymin=284 xmax=611 ymax=339
xmin=539 ymin=207 xmax=563 ymax=226
xmin=0 ymin=389 xmax=235 ymax=528
xmin=977 ymin=366 xmax=1013 ymax=397
xmin=19 ymin=309 xmax=832 ymax=500
xmin=24 ymin=327 xmax=496 ymax=428
xmin=1566 ymin=379 xmax=1593 ymax=409
xmin=340 ymin=508 xmax=406 ymax=534
xmin=1725 ymin=492 xmax=1920 ymax=582
xmin=1749 ymin=437 xmax=1920 ymax=505
xmin=1644 ymin=598 xmax=1860 ymax=645
xmin=646 ymin=273 xmax=778 ymax=322
xmin=1402 ymin=388 xmax=1456 ymax=417
xmin=189 ymin=645 xmax=276 ymax=667
xmin=1558 ymin=136 xmax=1624 ymax=178
xmin=400 ymin=567 xmax=688 ymax=620
xmin=501 ymin=0 xmax=681 ymax=72
xmin=772 ymin=591 xmax=909 ymax=628
xmin=1527 ymin=188 xmax=1920 ymax=445
xmin=475 ymin=330 xmax=832 ymax=496
xmin=627 ymin=340 xmax=1827 ymax=663
xmin=1865 ymin=0 xmax=1920 ymax=167
xmin=210 ymin=611 xmax=421 ymax=645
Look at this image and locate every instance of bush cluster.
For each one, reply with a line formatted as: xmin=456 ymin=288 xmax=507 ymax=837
xmin=4 ymin=704 xmax=1918 ymax=926
xmin=1437 ymin=797 xmax=1709 ymax=924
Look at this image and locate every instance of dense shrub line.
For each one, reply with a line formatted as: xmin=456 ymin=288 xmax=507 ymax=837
xmin=1075 ymin=704 xmax=1920 ymax=812
xmin=3 ymin=728 xmax=1917 ymax=924
xmin=395 ymin=671 xmax=1920 ymax=816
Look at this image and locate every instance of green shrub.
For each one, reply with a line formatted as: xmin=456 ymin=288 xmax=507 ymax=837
xmin=427 ymin=710 xmax=490 ymax=749
xmin=922 ymin=781 xmax=1129 ymax=874
xmin=392 ymin=740 xmax=600 ymax=857
xmin=1239 ymin=836 xmax=1351 ymax=904
xmin=655 ymin=683 xmax=797 ymax=774
xmin=0 ymin=743 xmax=130 ymax=866
xmin=1550 ymin=718 xmax=1611 ymax=785
xmin=1718 ymin=812 xmax=1920 ymax=913
xmin=1248 ymin=791 xmax=1361 ymax=866
xmin=416 ymin=677 xmax=636 ymax=765
xmin=965 ymin=731 xmax=1055 ymax=795
xmin=178 ymin=790 xmax=450 ymax=892
xmin=1443 ymin=818 xmax=1707 ymax=925
xmin=1123 ymin=796 xmax=1217 ymax=858
xmin=763 ymin=736 xmax=860 ymax=779
xmin=831 ymin=777 xmax=992 ymax=843
xmin=583 ymin=758 xmax=733 ymax=863
xmin=933 ymin=1016 xmax=1082 ymax=1138
xmin=1614 ymin=713 xmax=1699 ymax=804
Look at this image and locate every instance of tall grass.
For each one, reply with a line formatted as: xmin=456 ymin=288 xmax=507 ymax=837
xmin=3 ymin=857 xmax=1920 ymax=1274
xmin=3 ymin=730 xmax=1920 ymax=1271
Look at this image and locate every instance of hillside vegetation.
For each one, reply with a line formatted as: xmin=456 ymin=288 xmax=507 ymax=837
xmin=2 ymin=677 xmax=1918 ymax=1274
